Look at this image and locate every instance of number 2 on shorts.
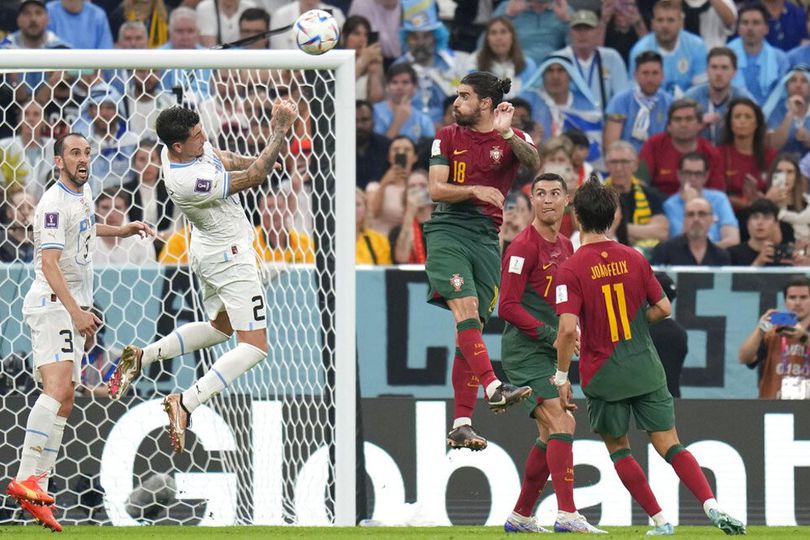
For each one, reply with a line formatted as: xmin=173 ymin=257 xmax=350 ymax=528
xmin=251 ymin=295 xmax=266 ymax=322
xmin=601 ymin=283 xmax=632 ymax=342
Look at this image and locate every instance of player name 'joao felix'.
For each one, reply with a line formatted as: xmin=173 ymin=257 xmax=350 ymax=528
xmin=589 ymin=260 xmax=629 ymax=280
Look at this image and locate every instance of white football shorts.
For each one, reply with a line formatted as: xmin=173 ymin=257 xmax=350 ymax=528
xmin=23 ymin=303 xmax=85 ymax=384
xmin=191 ymin=248 xmax=268 ymax=332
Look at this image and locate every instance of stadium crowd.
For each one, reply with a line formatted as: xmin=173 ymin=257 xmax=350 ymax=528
xmin=4 ymin=0 xmax=810 ymax=269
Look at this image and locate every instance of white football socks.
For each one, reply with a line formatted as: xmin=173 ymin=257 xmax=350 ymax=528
xmin=452 ymin=417 xmax=472 ymax=430
xmin=35 ymin=415 xmax=67 ymax=491
xmin=17 ymin=393 xmax=60 ymax=481
xmin=651 ymin=512 xmax=668 ymax=527
xmin=142 ymin=322 xmax=230 ymax=366
xmin=181 ymin=343 xmax=266 ymax=413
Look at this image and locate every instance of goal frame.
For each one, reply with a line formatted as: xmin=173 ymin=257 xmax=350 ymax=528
xmin=0 ymin=48 xmax=357 ymax=526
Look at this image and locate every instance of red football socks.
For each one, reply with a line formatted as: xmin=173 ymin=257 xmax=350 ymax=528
xmin=667 ymin=445 xmax=715 ymax=504
xmin=547 ymin=435 xmax=576 ymax=512
xmin=451 ymin=348 xmax=478 ymax=421
xmin=612 ymin=451 xmax=663 ymax=517
xmin=513 ymin=442 xmax=550 ymax=517
xmin=456 ymin=320 xmax=497 ymax=391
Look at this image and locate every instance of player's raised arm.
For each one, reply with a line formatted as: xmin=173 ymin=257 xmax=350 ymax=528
xmin=227 ymin=99 xmax=297 ymax=195
xmin=493 ymin=102 xmax=540 ymax=171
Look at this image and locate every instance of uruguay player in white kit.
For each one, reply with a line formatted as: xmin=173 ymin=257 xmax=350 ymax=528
xmin=108 ymin=101 xmax=297 ymax=453
xmin=6 ymin=133 xmax=153 ymax=532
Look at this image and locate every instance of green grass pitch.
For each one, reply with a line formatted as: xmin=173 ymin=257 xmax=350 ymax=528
xmin=0 ymin=526 xmax=808 ymax=539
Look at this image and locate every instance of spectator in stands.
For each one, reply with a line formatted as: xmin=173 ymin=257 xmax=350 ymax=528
xmin=738 ymin=274 xmax=810 ymax=399
xmin=492 ymin=0 xmax=570 ymax=65
xmin=638 ymin=98 xmax=724 ymax=197
xmin=197 ymin=0 xmax=257 ymax=48
xmin=356 ymin=100 xmax=391 ymax=190
xmin=663 ymin=151 xmax=739 ymax=248
xmin=651 ymin=197 xmax=732 ymax=265
xmin=389 ymin=168 xmax=433 ymax=264
xmin=628 ymin=0 xmax=707 ymax=95
xmin=270 ymin=0 xmax=346 ymax=51
xmin=538 ymin=135 xmax=574 ymax=172
xmin=238 ymin=7 xmax=269 ymax=49
xmin=763 ymin=0 xmax=808 ymax=52
xmin=348 ymin=0 xmax=402 ymax=64
xmin=125 ymin=68 xmax=176 ymax=137
xmin=603 ymin=140 xmax=669 ymax=251
xmin=341 ymin=15 xmax=385 ymax=102
xmin=718 ymin=97 xmax=776 ymax=213
xmin=498 ymin=190 xmax=531 ymax=253
xmin=373 ymin=63 xmax=435 ymax=143
xmin=602 ymin=0 xmax=648 ymax=65
xmin=74 ymin=83 xmax=140 ymax=193
xmin=769 ymin=155 xmax=810 ymax=243
xmin=787 ymin=10 xmax=810 ymax=68
xmin=122 ymin=138 xmax=175 ymax=253
xmin=76 ymin=306 xmax=119 ymax=398
xmin=510 ymin=96 xmax=542 ymax=149
xmin=198 ymin=69 xmax=249 ymax=151
xmin=109 ymin=0 xmax=169 ymax=49
xmin=356 ymin=188 xmax=391 ymax=265
xmin=564 ymin=128 xmax=596 ymax=186
xmin=604 ymin=51 xmax=673 ymax=153
xmin=682 ymin=0 xmax=737 ymax=51
xmin=0 ymin=99 xmax=54 ymax=201
xmin=255 ymin=190 xmax=315 ymax=263
xmin=160 ymin=7 xmax=213 ymax=99
xmin=727 ymin=3 xmax=789 ymax=104
xmin=727 ymin=198 xmax=802 ymax=266
xmin=0 ymin=189 xmax=35 ymax=263
xmin=468 ymin=16 xmax=537 ymax=99
xmin=393 ymin=0 xmax=470 ymax=125
xmin=116 ymin=20 xmax=149 ymax=49
xmin=519 ymin=57 xmax=601 ymax=156
xmin=650 ymin=271 xmax=687 ymax=398
xmin=552 ymin=10 xmax=629 ymax=112
xmin=686 ymin=47 xmax=753 ymax=145
xmin=47 ymin=0 xmax=113 ymax=49
xmin=367 ymin=135 xmax=417 ymax=235
xmin=765 ymin=67 xmax=810 ymax=155
xmin=94 ymin=189 xmax=156 ymax=265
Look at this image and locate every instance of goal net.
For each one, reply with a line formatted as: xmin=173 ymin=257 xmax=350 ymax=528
xmin=0 ymin=49 xmax=356 ymax=526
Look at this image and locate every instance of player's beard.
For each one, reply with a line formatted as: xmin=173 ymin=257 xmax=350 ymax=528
xmin=454 ymin=108 xmax=480 ymax=127
xmin=64 ymin=164 xmax=88 ymax=187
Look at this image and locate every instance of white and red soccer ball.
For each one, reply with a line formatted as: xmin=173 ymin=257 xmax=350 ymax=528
xmin=295 ymin=9 xmax=340 ymax=55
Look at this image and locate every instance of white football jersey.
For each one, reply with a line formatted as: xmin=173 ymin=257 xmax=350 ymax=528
xmin=162 ymin=142 xmax=254 ymax=260
xmin=25 ymin=181 xmax=96 ymax=309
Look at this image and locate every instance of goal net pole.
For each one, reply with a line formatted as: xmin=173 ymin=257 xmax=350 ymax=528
xmin=0 ymin=48 xmax=357 ymax=526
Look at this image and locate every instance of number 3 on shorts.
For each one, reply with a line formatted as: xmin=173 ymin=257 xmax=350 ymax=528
xmin=252 ymin=295 xmax=266 ymax=322
xmin=59 ymin=329 xmax=74 ymax=353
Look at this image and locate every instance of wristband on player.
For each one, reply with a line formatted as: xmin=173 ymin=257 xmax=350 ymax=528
xmin=502 ymin=129 xmax=515 ymax=140
xmin=553 ymin=370 xmax=568 ymax=386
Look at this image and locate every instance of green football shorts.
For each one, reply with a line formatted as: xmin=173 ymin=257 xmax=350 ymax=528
xmin=502 ymin=350 xmax=559 ymax=417
xmin=585 ymin=385 xmax=675 ymax=438
xmin=424 ymin=228 xmax=500 ymax=323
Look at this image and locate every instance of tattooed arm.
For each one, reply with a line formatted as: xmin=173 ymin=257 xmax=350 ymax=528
xmin=226 ymin=100 xmax=297 ymax=195
xmin=213 ymin=149 xmax=254 ymax=171
xmin=493 ymin=101 xmax=540 ymax=171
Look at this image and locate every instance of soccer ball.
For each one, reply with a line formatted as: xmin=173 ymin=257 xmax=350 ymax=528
xmin=295 ymin=9 xmax=340 ymax=55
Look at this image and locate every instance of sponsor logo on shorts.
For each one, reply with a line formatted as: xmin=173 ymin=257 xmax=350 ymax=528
xmin=195 ymin=179 xmax=212 ymax=193
xmin=450 ymin=273 xmax=464 ymax=292
xmin=44 ymin=212 xmax=59 ymax=229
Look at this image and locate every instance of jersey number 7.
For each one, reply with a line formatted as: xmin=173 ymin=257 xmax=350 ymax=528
xmin=601 ymin=283 xmax=632 ymax=343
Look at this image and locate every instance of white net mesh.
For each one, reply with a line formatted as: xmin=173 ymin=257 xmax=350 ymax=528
xmin=0 ymin=51 xmax=354 ymax=526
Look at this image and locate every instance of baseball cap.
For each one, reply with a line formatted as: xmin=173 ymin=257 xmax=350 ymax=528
xmin=569 ymin=10 xmax=599 ymax=29
xmin=18 ymin=0 xmax=46 ymax=14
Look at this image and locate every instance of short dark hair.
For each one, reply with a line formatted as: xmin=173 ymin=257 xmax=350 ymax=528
xmin=667 ymin=98 xmax=702 ymax=124
xmin=531 ymin=172 xmax=568 ymax=192
xmin=635 ymin=50 xmax=663 ymax=70
xmin=738 ymin=3 xmax=769 ymax=25
xmin=505 ymin=190 xmax=530 ymax=209
xmin=386 ymin=62 xmax=417 ymax=85
xmin=459 ymin=71 xmax=511 ymax=110
xmin=563 ymin=128 xmax=589 ymax=149
xmin=708 ymin=46 xmax=737 ymax=69
xmin=155 ymin=106 xmax=200 ymax=148
xmin=511 ymin=96 xmax=531 ymax=115
xmin=342 ymin=15 xmax=371 ymax=40
xmin=53 ymin=132 xmax=86 ymax=157
xmin=747 ymin=198 xmax=779 ymax=220
xmin=356 ymin=99 xmax=373 ymax=114
xmin=783 ymin=275 xmax=810 ymax=297
xmin=239 ymin=7 xmax=269 ymax=28
xmin=573 ymin=175 xmax=618 ymax=234
xmin=678 ymin=151 xmax=709 ymax=172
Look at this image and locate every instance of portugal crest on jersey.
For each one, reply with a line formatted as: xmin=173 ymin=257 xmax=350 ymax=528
xmin=450 ymin=273 xmax=464 ymax=292
xmin=490 ymin=145 xmax=502 ymax=164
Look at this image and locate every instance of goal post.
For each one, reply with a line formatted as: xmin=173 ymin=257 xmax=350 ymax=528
xmin=0 ymin=49 xmax=356 ymax=526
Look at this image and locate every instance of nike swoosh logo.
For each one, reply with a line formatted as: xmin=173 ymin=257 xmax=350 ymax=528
xmin=453 ymin=149 xmax=467 ymax=155
xmin=542 ymin=263 xmax=553 ymax=270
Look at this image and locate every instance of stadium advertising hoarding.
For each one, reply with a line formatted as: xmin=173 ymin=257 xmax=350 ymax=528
xmin=0 ymin=397 xmax=807 ymax=526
